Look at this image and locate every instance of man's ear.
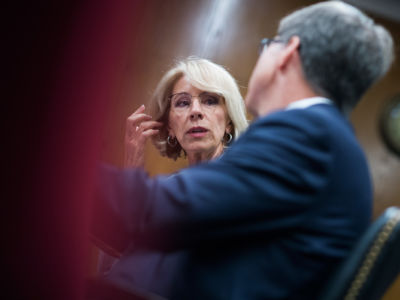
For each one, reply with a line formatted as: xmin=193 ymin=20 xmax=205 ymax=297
xmin=278 ymin=36 xmax=301 ymax=69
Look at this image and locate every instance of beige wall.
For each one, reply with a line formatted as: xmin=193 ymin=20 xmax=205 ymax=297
xmin=100 ymin=1 xmax=400 ymax=297
xmin=351 ymin=16 xmax=400 ymax=300
xmin=351 ymin=17 xmax=400 ymax=220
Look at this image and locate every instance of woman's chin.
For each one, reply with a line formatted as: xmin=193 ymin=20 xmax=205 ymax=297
xmin=183 ymin=141 xmax=222 ymax=156
xmin=184 ymin=145 xmax=210 ymax=154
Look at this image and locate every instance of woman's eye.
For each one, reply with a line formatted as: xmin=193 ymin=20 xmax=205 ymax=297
xmin=204 ymin=96 xmax=219 ymax=105
xmin=175 ymin=98 xmax=191 ymax=107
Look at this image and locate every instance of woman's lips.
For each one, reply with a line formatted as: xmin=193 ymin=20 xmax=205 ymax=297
xmin=187 ymin=127 xmax=208 ymax=138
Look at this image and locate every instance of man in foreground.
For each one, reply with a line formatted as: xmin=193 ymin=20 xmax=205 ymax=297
xmin=91 ymin=1 xmax=394 ymax=299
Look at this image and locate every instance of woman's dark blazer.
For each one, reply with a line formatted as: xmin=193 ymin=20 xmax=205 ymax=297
xmin=91 ymin=103 xmax=372 ymax=300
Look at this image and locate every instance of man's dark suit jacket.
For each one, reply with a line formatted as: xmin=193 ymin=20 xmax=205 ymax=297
xmin=92 ymin=103 xmax=372 ymax=300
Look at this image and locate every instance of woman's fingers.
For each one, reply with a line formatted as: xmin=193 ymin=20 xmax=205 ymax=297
xmin=125 ymin=106 xmax=163 ymax=144
xmin=126 ymin=105 xmax=151 ymax=126
xmin=138 ymin=120 xmax=163 ymax=132
xmin=128 ymin=120 xmax=162 ymax=135
xmin=133 ymin=104 xmax=146 ymax=114
xmin=126 ymin=119 xmax=162 ymax=141
xmin=124 ymin=105 xmax=159 ymax=168
xmin=142 ymin=129 xmax=160 ymax=138
xmin=125 ymin=106 xmax=152 ymax=140
xmin=126 ymin=113 xmax=152 ymax=127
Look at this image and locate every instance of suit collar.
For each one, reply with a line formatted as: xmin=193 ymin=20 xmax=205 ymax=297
xmin=286 ymin=97 xmax=333 ymax=110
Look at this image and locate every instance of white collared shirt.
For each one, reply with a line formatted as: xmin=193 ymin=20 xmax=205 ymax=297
xmin=286 ymin=97 xmax=333 ymax=110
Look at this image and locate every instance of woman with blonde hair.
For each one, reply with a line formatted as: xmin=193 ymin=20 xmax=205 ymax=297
xmin=96 ymin=57 xmax=248 ymax=298
xmin=124 ymin=56 xmax=248 ymax=167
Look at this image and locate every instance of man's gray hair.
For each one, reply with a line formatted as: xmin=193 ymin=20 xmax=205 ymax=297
xmin=278 ymin=1 xmax=394 ymax=114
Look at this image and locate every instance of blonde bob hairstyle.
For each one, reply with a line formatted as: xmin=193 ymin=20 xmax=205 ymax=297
xmin=149 ymin=57 xmax=248 ymax=160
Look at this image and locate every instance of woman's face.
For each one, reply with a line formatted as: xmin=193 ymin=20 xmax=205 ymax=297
xmin=168 ymin=76 xmax=231 ymax=157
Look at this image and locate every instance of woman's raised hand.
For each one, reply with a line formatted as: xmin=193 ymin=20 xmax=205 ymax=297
xmin=124 ymin=105 xmax=163 ymax=168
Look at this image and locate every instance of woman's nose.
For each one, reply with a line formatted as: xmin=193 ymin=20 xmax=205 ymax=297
xmin=189 ymin=98 xmax=204 ymax=120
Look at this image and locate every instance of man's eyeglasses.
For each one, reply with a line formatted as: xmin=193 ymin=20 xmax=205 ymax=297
xmin=258 ymin=38 xmax=284 ymax=55
xmin=169 ymin=92 xmax=223 ymax=113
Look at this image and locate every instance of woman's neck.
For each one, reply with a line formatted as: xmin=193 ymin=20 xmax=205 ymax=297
xmin=187 ymin=143 xmax=224 ymax=165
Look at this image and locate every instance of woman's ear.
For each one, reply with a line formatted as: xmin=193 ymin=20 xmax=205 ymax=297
xmin=166 ymin=119 xmax=172 ymax=135
xmin=226 ymin=120 xmax=233 ymax=134
xmin=167 ymin=124 xmax=175 ymax=137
